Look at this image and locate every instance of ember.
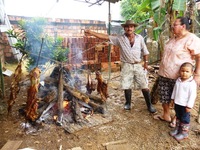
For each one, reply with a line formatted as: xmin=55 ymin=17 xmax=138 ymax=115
xmin=63 ymin=101 xmax=69 ymax=108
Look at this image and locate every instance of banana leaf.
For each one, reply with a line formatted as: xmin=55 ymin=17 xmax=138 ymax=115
xmin=172 ymin=0 xmax=187 ymax=11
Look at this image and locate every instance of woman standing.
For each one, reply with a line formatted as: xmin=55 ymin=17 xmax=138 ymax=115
xmin=155 ymin=17 xmax=200 ymax=122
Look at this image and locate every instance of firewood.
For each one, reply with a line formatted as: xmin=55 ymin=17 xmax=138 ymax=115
xmin=87 ymin=94 xmax=104 ymax=104
xmin=71 ymin=97 xmax=83 ymax=123
xmin=41 ymin=88 xmax=57 ymax=103
xmin=88 ymin=101 xmax=105 ymax=114
xmin=102 ymin=139 xmax=127 ymax=146
xmin=1 ymin=140 xmax=23 ymax=150
xmin=37 ymin=89 xmax=57 ymax=117
xmin=63 ymin=83 xmax=90 ymax=103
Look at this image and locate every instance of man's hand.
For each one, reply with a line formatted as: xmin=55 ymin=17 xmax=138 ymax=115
xmin=84 ymin=29 xmax=109 ymax=40
xmin=143 ymin=62 xmax=148 ymax=70
xmin=84 ymin=29 xmax=91 ymax=36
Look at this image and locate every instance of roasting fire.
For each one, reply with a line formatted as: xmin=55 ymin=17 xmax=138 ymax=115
xmin=9 ymin=62 xmax=109 ymax=134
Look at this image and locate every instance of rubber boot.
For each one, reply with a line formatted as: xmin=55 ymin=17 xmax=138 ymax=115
xmin=124 ymin=89 xmax=132 ymax=110
xmin=169 ymin=119 xmax=180 ymax=137
xmin=141 ymin=89 xmax=157 ymax=113
xmin=174 ymin=123 xmax=189 ymax=142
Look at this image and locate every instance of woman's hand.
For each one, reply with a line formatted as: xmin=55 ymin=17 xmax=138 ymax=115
xmin=194 ymin=75 xmax=200 ymax=87
xmin=185 ymin=107 xmax=191 ymax=113
xmin=169 ymin=100 xmax=174 ymax=108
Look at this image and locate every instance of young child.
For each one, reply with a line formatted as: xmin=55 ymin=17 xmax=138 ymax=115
xmin=169 ymin=62 xmax=197 ymax=142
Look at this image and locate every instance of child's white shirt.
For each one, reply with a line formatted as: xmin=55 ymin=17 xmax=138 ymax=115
xmin=171 ymin=76 xmax=197 ymax=108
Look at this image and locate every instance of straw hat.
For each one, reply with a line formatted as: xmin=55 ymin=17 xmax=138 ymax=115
xmin=121 ymin=20 xmax=138 ymax=27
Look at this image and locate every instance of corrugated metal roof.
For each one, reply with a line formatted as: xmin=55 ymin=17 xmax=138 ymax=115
xmin=104 ymin=0 xmax=121 ymax=3
xmin=74 ymin=0 xmax=121 ymax=7
xmin=75 ymin=0 xmax=121 ymax=4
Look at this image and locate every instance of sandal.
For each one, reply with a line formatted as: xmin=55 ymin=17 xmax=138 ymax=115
xmin=153 ymin=115 xmax=171 ymax=123
xmin=169 ymin=121 xmax=176 ymax=128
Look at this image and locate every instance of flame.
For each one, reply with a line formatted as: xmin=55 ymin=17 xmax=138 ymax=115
xmin=63 ymin=101 xmax=68 ymax=108
xmin=53 ymin=115 xmax=57 ymax=120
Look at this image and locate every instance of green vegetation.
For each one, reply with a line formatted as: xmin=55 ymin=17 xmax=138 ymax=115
xmin=120 ymin=0 xmax=197 ymax=55
xmin=6 ymin=17 xmax=69 ymax=70
xmin=120 ymin=0 xmax=194 ymax=40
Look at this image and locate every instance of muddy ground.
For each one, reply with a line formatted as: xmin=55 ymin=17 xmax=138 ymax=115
xmin=0 ymin=64 xmax=200 ymax=150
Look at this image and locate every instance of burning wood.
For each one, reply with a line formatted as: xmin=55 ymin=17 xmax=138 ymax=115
xmin=88 ymin=101 xmax=104 ymax=114
xmin=64 ymin=83 xmax=90 ymax=103
xmin=41 ymin=87 xmax=57 ymax=103
xmin=71 ymin=97 xmax=84 ymax=123
xmin=74 ymin=75 xmax=82 ymax=91
xmin=61 ymin=70 xmax=106 ymax=115
xmin=25 ymin=67 xmax=41 ymax=121
xmin=15 ymin=64 xmax=110 ymax=134
xmin=87 ymin=94 xmax=104 ymax=104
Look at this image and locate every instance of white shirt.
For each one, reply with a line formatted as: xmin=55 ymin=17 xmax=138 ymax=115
xmin=109 ymin=33 xmax=149 ymax=64
xmin=171 ymin=76 xmax=197 ymax=108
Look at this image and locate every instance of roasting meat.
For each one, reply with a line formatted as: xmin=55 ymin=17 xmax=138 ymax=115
xmin=25 ymin=67 xmax=41 ymax=121
xmin=95 ymin=71 xmax=108 ymax=101
xmin=86 ymin=71 xmax=96 ymax=94
xmin=7 ymin=62 xmax=23 ymax=114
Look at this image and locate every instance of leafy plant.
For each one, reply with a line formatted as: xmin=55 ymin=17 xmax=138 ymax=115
xmin=120 ymin=0 xmax=197 ymax=58
xmin=120 ymin=0 xmax=150 ymax=24
xmin=6 ymin=17 xmax=69 ymax=70
xmin=51 ymin=37 xmax=69 ymax=62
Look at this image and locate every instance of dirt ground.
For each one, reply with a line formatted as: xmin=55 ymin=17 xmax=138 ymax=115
xmin=0 ymin=64 xmax=200 ymax=150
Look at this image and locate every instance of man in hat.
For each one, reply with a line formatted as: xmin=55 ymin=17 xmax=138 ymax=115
xmin=84 ymin=20 xmax=156 ymax=113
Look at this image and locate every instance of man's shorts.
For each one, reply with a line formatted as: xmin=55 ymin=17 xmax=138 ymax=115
xmin=121 ymin=62 xmax=148 ymax=90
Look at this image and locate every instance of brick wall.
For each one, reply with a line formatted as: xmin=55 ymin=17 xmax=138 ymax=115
xmin=3 ymin=16 xmax=120 ymax=69
xmin=0 ymin=32 xmax=14 ymax=63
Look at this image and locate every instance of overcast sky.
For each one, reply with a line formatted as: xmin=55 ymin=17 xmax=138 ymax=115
xmin=4 ymin=0 xmax=123 ymax=23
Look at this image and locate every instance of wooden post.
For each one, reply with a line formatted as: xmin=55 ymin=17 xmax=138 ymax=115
xmin=56 ymin=63 xmax=64 ymax=125
xmin=198 ymin=103 xmax=200 ymax=124
xmin=36 ymin=38 xmax=44 ymax=67
xmin=108 ymin=1 xmax=111 ymax=80
xmin=0 ymin=55 xmax=5 ymax=99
